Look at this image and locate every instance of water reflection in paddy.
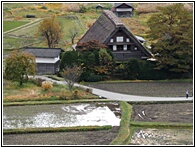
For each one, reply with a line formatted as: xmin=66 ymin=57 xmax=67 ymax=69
xmin=3 ymin=102 xmax=121 ymax=129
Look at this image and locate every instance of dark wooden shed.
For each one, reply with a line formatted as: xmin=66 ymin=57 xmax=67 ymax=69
xmin=24 ymin=47 xmax=62 ymax=74
xmin=112 ymin=3 xmax=134 ymax=17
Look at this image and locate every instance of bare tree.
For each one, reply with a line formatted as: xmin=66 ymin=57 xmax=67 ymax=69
xmin=69 ymin=26 xmax=79 ymax=44
xmin=61 ymin=64 xmax=83 ymax=92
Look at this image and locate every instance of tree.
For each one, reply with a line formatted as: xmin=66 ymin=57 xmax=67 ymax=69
xmin=76 ymin=40 xmax=108 ymax=51
xmin=60 ymin=51 xmax=81 ymax=71
xmin=69 ymin=26 xmax=79 ymax=44
xmin=147 ymin=4 xmax=193 ymax=78
xmin=61 ymin=64 xmax=83 ymax=92
xmin=5 ymin=50 xmax=37 ymax=86
xmin=95 ymin=48 xmax=114 ymax=75
xmin=37 ymin=15 xmax=62 ymax=48
xmin=76 ymin=40 xmax=115 ymax=81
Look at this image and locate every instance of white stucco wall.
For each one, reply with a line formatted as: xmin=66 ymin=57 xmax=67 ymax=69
xmin=116 ymin=8 xmax=132 ymax=12
xmin=36 ymin=56 xmax=59 ymax=63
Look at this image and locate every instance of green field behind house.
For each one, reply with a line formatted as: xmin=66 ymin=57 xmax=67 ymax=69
xmin=2 ymin=3 xmax=153 ymax=54
xmin=3 ymin=21 xmax=30 ymax=32
xmin=3 ymin=3 xmax=193 ymax=53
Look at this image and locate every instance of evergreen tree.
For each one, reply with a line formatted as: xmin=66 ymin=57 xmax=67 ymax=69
xmin=147 ymin=4 xmax=193 ymax=78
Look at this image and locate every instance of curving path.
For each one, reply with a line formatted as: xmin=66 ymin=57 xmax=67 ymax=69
xmin=31 ymin=76 xmax=193 ymax=102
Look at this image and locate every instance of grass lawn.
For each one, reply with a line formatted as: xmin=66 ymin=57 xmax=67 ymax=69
xmin=3 ymin=21 xmax=30 ymax=32
xmin=3 ymin=79 xmax=98 ymax=103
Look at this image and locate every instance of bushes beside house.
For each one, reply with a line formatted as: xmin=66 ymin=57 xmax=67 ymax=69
xmin=60 ymin=51 xmax=191 ymax=82
xmin=113 ymin=58 xmax=167 ymax=80
xmin=60 ymin=40 xmax=115 ymax=82
xmin=114 ymin=58 xmax=191 ymax=80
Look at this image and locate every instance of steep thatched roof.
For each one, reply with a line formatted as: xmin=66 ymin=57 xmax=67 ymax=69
xmin=78 ymin=10 xmax=122 ymax=44
xmin=77 ymin=10 xmax=151 ymax=57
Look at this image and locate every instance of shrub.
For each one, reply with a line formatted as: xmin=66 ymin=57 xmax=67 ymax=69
xmin=80 ymin=72 xmax=102 ymax=82
xmin=3 ymin=7 xmax=10 ymax=11
xmin=60 ymin=51 xmax=81 ymax=71
xmin=42 ymin=82 xmax=53 ymax=91
xmin=31 ymin=8 xmax=36 ymax=10
xmin=59 ymin=90 xmax=70 ymax=100
xmin=41 ymin=6 xmax=47 ymax=9
xmin=79 ymin=4 xmax=87 ymax=13
xmin=36 ymin=78 xmax=45 ymax=87
xmin=123 ymin=59 xmax=167 ymax=80
xmin=28 ymin=78 xmax=38 ymax=85
xmin=73 ymin=89 xmax=79 ymax=99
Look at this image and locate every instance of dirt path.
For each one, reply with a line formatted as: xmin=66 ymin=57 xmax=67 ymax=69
xmin=3 ymin=18 xmax=42 ymax=34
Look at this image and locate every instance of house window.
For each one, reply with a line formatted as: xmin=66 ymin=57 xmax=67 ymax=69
xmin=124 ymin=45 xmax=127 ymax=50
xmin=126 ymin=38 xmax=130 ymax=42
xmin=110 ymin=39 xmax=113 ymax=42
xmin=117 ymin=36 xmax=123 ymax=42
xmin=113 ymin=45 xmax=117 ymax=51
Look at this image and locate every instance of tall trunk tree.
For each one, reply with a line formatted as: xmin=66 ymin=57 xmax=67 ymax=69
xmin=37 ymin=15 xmax=62 ymax=48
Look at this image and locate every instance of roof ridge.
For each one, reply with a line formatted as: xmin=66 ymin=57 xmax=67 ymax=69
xmin=103 ymin=10 xmax=123 ymax=27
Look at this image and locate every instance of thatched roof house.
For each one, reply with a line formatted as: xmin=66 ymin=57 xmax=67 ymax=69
xmin=77 ymin=10 xmax=151 ymax=61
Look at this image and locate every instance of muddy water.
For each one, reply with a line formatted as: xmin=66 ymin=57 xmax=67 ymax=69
xmin=130 ymin=128 xmax=193 ymax=145
xmin=3 ymin=102 xmax=121 ymax=129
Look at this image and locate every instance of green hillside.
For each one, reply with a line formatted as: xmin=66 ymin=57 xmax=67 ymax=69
xmin=3 ymin=3 xmax=193 ymax=54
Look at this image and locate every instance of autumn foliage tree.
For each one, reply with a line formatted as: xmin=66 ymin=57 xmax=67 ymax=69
xmin=37 ymin=15 xmax=62 ymax=48
xmin=147 ymin=4 xmax=193 ymax=78
xmin=76 ymin=40 xmax=108 ymax=51
xmin=76 ymin=40 xmax=115 ymax=81
xmin=5 ymin=50 xmax=37 ymax=86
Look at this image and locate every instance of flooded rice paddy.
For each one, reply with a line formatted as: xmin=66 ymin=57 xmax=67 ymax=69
xmin=130 ymin=128 xmax=193 ymax=145
xmin=3 ymin=102 xmax=121 ymax=129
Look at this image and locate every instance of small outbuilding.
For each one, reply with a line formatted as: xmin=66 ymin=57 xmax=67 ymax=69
xmin=96 ymin=4 xmax=104 ymax=11
xmin=112 ymin=3 xmax=134 ymax=17
xmin=24 ymin=47 xmax=62 ymax=74
xmin=26 ymin=14 xmax=35 ymax=18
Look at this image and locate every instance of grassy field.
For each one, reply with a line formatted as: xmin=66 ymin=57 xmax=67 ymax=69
xmin=2 ymin=3 xmax=157 ymax=53
xmin=3 ymin=15 xmax=88 ymax=51
xmin=3 ymin=3 xmax=192 ymax=53
xmin=3 ymin=21 xmax=30 ymax=32
xmin=3 ymin=79 xmax=98 ymax=103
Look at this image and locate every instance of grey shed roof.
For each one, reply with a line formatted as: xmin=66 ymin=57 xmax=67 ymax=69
xmin=24 ymin=47 xmax=62 ymax=58
xmin=114 ymin=3 xmax=133 ymax=8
